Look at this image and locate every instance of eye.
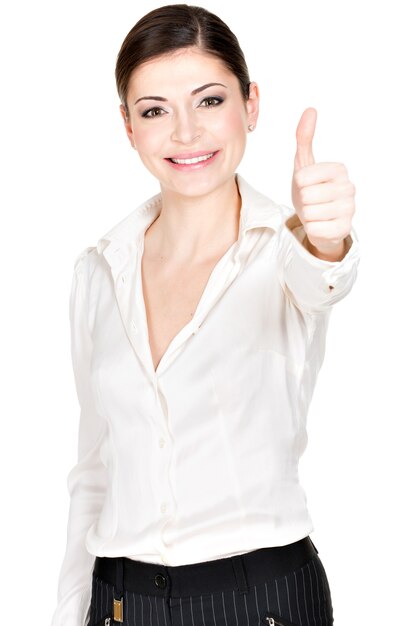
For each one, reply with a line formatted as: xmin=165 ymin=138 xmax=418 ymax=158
xmin=200 ymin=96 xmax=224 ymax=108
xmin=142 ymin=107 xmax=166 ymax=118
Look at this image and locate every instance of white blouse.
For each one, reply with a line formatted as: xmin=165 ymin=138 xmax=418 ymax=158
xmin=52 ymin=173 xmax=360 ymax=626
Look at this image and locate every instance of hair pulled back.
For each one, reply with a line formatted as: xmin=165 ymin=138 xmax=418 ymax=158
xmin=115 ymin=4 xmax=251 ymax=119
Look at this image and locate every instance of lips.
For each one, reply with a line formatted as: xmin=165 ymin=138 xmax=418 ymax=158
xmin=165 ymin=150 xmax=219 ymax=163
xmin=169 ymin=152 xmax=215 ymax=164
xmin=164 ymin=149 xmax=220 ymax=171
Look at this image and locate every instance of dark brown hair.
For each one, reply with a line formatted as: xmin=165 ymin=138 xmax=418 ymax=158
xmin=115 ymin=4 xmax=251 ymax=119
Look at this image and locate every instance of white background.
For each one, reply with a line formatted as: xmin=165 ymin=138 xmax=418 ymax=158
xmin=1 ymin=1 xmax=417 ymax=624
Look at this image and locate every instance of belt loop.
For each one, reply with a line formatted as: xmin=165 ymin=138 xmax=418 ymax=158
xmin=113 ymin=557 xmax=124 ymax=622
xmin=231 ymin=555 xmax=249 ymax=595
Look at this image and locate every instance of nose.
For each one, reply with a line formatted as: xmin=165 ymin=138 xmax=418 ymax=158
xmin=171 ymin=110 xmax=202 ymax=144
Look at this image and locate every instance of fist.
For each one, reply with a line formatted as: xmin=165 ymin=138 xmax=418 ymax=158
xmin=291 ymin=108 xmax=356 ymax=256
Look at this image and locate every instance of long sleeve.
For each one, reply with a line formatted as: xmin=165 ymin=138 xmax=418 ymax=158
xmin=278 ymin=212 xmax=361 ymax=314
xmin=51 ymin=248 xmax=108 ymax=626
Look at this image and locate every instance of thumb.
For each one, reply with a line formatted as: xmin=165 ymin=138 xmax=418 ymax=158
xmin=294 ymin=107 xmax=317 ymax=170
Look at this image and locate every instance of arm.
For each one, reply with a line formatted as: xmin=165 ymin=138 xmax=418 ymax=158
xmin=278 ymin=210 xmax=360 ymax=314
xmin=51 ymin=248 xmax=108 ymax=626
xmin=279 ymin=107 xmax=360 ymax=313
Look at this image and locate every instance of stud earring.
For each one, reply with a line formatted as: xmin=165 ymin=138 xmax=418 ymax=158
xmin=248 ymin=124 xmax=255 ymax=132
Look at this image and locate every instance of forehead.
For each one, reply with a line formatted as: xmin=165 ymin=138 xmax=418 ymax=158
xmin=127 ymin=47 xmax=238 ymax=98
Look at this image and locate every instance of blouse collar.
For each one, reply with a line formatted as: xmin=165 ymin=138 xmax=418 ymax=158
xmin=96 ymin=173 xmax=286 ymax=259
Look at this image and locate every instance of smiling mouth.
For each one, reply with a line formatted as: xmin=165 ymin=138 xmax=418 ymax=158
xmin=167 ymin=151 xmax=218 ymax=164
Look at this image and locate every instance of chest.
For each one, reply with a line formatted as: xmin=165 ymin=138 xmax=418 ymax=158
xmin=91 ymin=245 xmax=311 ymax=411
xmin=141 ymin=253 xmax=222 ymax=372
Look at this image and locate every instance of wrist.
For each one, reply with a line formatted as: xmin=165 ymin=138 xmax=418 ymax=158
xmin=304 ymin=237 xmax=346 ymax=262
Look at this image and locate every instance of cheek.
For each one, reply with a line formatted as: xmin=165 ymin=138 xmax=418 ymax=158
xmin=218 ymin=111 xmax=246 ymax=136
xmin=210 ymin=108 xmax=247 ymax=149
xmin=134 ymin=125 xmax=165 ymax=156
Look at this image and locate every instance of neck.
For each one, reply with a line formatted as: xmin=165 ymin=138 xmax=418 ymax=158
xmin=146 ymin=176 xmax=241 ymax=263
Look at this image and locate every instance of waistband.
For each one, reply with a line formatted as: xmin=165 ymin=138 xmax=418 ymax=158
xmin=93 ymin=536 xmax=318 ymax=601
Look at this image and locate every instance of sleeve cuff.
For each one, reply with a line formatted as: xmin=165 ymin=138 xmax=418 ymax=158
xmin=279 ymin=211 xmax=361 ymax=313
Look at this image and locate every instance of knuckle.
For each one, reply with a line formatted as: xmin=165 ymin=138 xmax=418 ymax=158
xmin=344 ymin=197 xmax=355 ymax=214
xmin=341 ymin=181 xmax=355 ymax=197
xmin=345 ymin=182 xmax=353 ymax=195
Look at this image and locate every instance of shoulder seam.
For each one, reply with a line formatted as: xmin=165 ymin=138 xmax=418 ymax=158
xmin=73 ymin=246 xmax=96 ymax=273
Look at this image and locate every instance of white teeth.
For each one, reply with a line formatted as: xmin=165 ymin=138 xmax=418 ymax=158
xmin=170 ymin=152 xmax=215 ymax=164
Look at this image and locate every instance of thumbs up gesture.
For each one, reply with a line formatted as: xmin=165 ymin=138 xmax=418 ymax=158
xmin=291 ymin=108 xmax=356 ymax=261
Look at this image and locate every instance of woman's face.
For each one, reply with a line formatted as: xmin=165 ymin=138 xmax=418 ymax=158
xmin=121 ymin=47 xmax=259 ymax=199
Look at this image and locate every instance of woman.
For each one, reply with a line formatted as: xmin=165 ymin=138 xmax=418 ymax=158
xmin=52 ymin=4 xmax=360 ymax=626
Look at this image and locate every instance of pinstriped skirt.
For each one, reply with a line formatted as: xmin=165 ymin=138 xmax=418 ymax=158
xmin=87 ymin=542 xmax=334 ymax=626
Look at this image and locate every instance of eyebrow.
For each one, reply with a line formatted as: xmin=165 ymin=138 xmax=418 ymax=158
xmin=133 ymin=82 xmax=228 ymax=105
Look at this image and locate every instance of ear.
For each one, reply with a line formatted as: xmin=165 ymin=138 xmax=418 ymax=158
xmin=120 ymin=104 xmax=136 ymax=148
xmin=246 ymin=82 xmax=260 ymax=129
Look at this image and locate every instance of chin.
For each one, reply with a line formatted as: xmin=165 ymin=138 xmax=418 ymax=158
xmin=158 ymin=170 xmax=231 ymax=197
xmin=174 ymin=176 xmax=234 ymax=198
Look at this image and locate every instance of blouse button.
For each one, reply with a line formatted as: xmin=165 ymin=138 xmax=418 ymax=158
xmin=160 ymin=503 xmax=167 ymax=514
xmin=159 ymin=438 xmax=166 ymax=448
